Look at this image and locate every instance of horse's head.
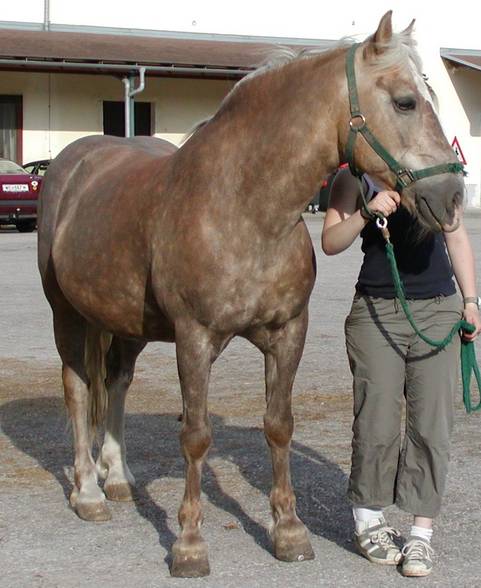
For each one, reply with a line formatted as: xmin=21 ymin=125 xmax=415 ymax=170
xmin=342 ymin=11 xmax=464 ymax=232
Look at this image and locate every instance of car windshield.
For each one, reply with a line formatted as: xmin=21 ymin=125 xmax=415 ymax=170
xmin=0 ymin=160 xmax=28 ymax=175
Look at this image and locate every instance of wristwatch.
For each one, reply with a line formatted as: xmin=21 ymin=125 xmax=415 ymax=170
xmin=463 ymin=296 xmax=481 ymax=309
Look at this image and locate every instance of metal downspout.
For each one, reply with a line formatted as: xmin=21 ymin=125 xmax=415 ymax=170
xmin=122 ymin=67 xmax=146 ymax=138
xmin=44 ymin=0 xmax=50 ymax=31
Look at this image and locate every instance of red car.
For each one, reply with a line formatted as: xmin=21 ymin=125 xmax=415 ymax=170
xmin=0 ymin=158 xmax=42 ymax=232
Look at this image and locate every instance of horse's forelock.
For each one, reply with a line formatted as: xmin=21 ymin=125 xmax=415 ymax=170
xmin=364 ymin=31 xmax=440 ymax=113
xmin=366 ymin=30 xmax=422 ymax=76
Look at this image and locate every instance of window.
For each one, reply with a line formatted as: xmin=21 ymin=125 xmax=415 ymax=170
xmin=103 ymin=101 xmax=152 ymax=136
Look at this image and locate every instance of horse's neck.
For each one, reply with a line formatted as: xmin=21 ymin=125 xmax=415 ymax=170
xmin=180 ymin=49 xmax=346 ymax=236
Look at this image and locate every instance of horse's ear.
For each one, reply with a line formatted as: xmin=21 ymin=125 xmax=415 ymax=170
xmin=364 ymin=11 xmax=393 ymax=57
xmin=401 ymin=19 xmax=416 ymax=36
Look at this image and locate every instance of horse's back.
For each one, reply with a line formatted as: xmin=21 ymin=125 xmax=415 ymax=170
xmin=38 ymin=135 xmax=177 ymax=276
xmin=39 ymin=134 xmax=176 ymax=225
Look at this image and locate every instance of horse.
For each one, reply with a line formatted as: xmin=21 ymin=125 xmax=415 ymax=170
xmin=37 ymin=11 xmax=464 ymax=578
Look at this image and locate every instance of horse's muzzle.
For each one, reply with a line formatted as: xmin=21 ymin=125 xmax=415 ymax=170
xmin=414 ymin=174 xmax=465 ymax=232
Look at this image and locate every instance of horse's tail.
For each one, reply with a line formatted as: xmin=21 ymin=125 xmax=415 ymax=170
xmin=84 ymin=325 xmax=113 ymax=433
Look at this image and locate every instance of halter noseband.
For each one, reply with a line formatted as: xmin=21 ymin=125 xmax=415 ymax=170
xmin=344 ymin=43 xmax=464 ymax=195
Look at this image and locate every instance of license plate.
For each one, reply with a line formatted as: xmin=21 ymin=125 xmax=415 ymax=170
xmin=2 ymin=184 xmax=29 ymax=192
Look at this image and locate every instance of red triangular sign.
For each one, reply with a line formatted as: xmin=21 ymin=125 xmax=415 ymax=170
xmin=451 ymin=136 xmax=467 ymax=165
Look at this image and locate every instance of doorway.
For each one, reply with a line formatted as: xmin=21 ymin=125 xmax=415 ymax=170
xmin=0 ymin=95 xmax=23 ymax=163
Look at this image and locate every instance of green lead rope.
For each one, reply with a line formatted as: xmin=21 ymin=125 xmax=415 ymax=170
xmin=384 ymin=240 xmax=481 ymax=413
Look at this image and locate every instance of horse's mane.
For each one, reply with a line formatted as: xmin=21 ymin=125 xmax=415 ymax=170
xmin=183 ymin=30 xmax=423 ymax=144
xmin=244 ymin=29 xmax=422 ymax=79
xmin=182 ymin=118 xmax=211 ymax=144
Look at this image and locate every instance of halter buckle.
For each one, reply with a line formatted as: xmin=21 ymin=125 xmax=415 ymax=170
xmin=349 ymin=114 xmax=366 ymax=132
xmin=397 ymin=168 xmax=416 ymax=186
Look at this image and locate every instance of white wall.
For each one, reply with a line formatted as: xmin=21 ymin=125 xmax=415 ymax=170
xmin=0 ymin=71 xmax=233 ymax=162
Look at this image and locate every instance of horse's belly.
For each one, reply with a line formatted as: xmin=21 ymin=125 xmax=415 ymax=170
xmin=60 ymin=280 xmax=174 ymax=341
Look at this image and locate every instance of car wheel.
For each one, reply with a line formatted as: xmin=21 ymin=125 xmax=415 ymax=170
xmin=16 ymin=221 xmax=37 ymax=233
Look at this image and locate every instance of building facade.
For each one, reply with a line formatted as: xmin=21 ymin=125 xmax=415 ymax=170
xmin=1 ymin=1 xmax=480 ymax=205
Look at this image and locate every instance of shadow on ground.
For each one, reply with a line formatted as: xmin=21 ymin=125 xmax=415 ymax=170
xmin=0 ymin=397 xmax=354 ymax=562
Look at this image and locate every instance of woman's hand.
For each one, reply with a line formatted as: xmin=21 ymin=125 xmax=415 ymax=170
xmin=367 ymin=190 xmax=401 ymax=217
xmin=462 ymin=304 xmax=481 ymax=341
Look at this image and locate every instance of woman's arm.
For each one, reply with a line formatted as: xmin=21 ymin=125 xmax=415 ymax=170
xmin=444 ymin=218 xmax=481 ymax=340
xmin=321 ymin=168 xmax=401 ymax=256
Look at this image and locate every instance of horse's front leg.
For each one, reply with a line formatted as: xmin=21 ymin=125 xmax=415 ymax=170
xmin=171 ymin=320 xmax=224 ymax=578
xmin=250 ymin=307 xmax=314 ymax=562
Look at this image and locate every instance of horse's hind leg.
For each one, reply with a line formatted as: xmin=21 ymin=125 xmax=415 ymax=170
xmin=248 ymin=307 xmax=314 ymax=562
xmin=171 ymin=320 xmax=224 ymax=578
xmin=97 ymin=337 xmax=146 ymax=501
xmin=54 ymin=310 xmax=111 ymax=522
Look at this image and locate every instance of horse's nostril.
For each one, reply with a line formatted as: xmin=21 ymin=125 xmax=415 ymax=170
xmin=453 ymin=191 xmax=464 ymax=208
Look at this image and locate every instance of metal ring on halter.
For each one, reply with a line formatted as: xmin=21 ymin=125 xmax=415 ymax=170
xmin=376 ymin=216 xmax=387 ymax=230
xmin=349 ymin=114 xmax=366 ymax=131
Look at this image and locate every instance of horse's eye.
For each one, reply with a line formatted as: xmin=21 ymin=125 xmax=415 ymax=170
xmin=394 ymin=96 xmax=416 ymax=112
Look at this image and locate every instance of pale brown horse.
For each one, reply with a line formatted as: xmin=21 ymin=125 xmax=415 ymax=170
xmin=38 ymin=12 xmax=463 ymax=577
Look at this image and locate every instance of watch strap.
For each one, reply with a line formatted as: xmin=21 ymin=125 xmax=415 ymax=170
xmin=463 ymin=296 xmax=480 ymax=308
xmin=359 ymin=205 xmax=373 ymax=221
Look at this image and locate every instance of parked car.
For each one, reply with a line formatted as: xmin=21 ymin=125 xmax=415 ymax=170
xmin=0 ymin=158 xmax=43 ymax=232
xmin=306 ymin=164 xmax=348 ymax=214
xmin=23 ymin=159 xmax=51 ymax=176
xmin=307 ymin=173 xmax=335 ymax=214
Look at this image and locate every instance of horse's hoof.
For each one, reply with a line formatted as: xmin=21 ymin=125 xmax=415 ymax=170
xmin=75 ymin=500 xmax=112 ymax=522
xmin=170 ymin=539 xmax=210 ymax=577
xmin=273 ymin=523 xmax=315 ymax=562
xmin=274 ymin=539 xmax=315 ymax=562
xmin=104 ymin=482 xmax=135 ymax=502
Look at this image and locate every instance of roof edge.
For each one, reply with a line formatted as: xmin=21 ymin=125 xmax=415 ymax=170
xmin=0 ymin=20 xmax=332 ymax=47
xmin=441 ymin=48 xmax=481 ymax=73
xmin=441 ymin=47 xmax=481 ymax=57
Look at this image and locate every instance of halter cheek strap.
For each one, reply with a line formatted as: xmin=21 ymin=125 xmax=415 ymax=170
xmin=344 ymin=43 xmax=464 ymax=202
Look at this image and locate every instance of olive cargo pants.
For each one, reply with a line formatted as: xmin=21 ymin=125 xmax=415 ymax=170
xmin=344 ymin=294 xmax=462 ymax=518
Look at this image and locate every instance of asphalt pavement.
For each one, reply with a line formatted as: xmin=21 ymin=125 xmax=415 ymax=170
xmin=1 ymin=215 xmax=481 ymax=587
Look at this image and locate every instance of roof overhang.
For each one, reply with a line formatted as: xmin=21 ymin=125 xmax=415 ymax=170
xmin=441 ymin=48 xmax=481 ymax=73
xmin=0 ymin=23 xmax=333 ymax=80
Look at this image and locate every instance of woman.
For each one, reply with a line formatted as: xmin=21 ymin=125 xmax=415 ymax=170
xmin=321 ymin=167 xmax=481 ymax=577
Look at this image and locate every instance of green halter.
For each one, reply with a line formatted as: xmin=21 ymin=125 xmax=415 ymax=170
xmin=344 ymin=43 xmax=464 ymax=196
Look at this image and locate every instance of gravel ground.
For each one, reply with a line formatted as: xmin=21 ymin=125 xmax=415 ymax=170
xmin=1 ymin=215 xmax=481 ymax=587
